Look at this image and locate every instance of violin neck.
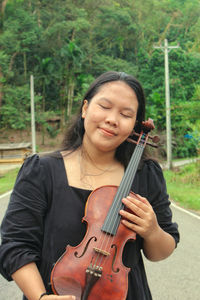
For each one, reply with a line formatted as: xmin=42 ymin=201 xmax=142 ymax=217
xmin=101 ymin=135 xmax=146 ymax=236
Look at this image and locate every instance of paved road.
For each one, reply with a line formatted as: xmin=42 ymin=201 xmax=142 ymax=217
xmin=0 ymin=192 xmax=22 ymax=299
xmin=144 ymin=204 xmax=200 ymax=300
xmin=0 ymin=193 xmax=200 ymax=299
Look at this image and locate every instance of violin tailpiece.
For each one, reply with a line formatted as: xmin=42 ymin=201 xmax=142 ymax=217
xmin=81 ymin=266 xmax=102 ymax=299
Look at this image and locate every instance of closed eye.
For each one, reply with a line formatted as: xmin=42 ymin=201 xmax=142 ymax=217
xmin=99 ymin=104 xmax=110 ymax=109
xmin=121 ymin=113 xmax=133 ymax=118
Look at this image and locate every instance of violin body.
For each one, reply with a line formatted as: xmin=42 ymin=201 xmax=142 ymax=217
xmin=51 ymin=185 xmax=136 ymax=300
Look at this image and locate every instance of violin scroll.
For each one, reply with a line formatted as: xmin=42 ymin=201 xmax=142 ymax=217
xmin=141 ymin=118 xmax=155 ymax=133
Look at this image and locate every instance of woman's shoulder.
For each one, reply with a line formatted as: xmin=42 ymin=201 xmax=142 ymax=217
xmin=14 ymin=152 xmax=64 ymax=199
xmin=26 ymin=151 xmax=61 ymax=165
xmin=140 ymin=158 xmax=163 ymax=174
xmin=19 ymin=152 xmax=62 ymax=178
xmin=138 ymin=158 xmax=166 ymax=189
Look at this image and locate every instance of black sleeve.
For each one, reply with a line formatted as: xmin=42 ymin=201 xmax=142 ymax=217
xmin=0 ymin=155 xmax=51 ymax=281
xmin=123 ymin=160 xmax=180 ymax=268
xmin=144 ymin=160 xmax=180 ymax=246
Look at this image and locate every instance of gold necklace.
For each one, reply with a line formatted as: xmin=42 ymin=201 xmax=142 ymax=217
xmin=79 ymin=148 xmax=114 ymax=178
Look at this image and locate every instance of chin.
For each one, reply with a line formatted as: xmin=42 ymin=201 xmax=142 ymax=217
xmin=95 ymin=142 xmax=120 ymax=153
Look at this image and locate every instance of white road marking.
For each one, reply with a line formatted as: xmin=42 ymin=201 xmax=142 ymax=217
xmin=171 ymin=201 xmax=200 ymax=220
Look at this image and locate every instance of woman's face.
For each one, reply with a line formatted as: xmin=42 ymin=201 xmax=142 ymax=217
xmin=82 ymin=81 xmax=138 ymax=154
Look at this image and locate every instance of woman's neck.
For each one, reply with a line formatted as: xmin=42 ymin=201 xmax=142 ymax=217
xmin=62 ymin=146 xmax=124 ymax=191
xmin=80 ymin=144 xmax=117 ymax=170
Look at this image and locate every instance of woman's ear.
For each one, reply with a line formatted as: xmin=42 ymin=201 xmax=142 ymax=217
xmin=82 ymin=100 xmax=88 ymax=119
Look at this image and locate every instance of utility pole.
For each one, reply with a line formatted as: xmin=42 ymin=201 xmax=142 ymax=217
xmin=154 ymin=39 xmax=179 ymax=169
xmin=30 ymin=75 xmax=36 ymax=154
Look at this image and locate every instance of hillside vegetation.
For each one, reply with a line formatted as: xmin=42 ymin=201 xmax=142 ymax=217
xmin=0 ymin=0 xmax=200 ymax=158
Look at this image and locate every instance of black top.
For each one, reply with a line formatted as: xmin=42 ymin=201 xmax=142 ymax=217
xmin=0 ymin=154 xmax=179 ymax=300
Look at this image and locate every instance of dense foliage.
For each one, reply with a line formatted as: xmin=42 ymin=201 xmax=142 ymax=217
xmin=0 ymin=0 xmax=200 ymax=157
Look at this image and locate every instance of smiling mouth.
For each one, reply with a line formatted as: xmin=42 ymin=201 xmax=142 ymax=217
xmin=100 ymin=128 xmax=117 ymax=137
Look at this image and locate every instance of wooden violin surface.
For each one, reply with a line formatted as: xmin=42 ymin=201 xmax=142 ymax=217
xmin=51 ymin=186 xmax=136 ymax=300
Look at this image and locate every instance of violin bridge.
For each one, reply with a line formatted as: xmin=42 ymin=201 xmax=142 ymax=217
xmin=93 ymin=247 xmax=110 ymax=256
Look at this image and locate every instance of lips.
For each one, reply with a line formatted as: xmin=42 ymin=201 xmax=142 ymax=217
xmin=100 ymin=127 xmax=117 ymax=136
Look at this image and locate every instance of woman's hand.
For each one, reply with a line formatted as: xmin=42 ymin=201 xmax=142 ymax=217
xmin=120 ymin=193 xmax=160 ymax=240
xmin=119 ymin=193 xmax=176 ymax=261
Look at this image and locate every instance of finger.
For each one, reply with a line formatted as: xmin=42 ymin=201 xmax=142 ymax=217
xmin=129 ymin=193 xmax=151 ymax=207
xmin=121 ymin=218 xmax=140 ymax=232
xmin=121 ymin=218 xmax=152 ymax=238
xmin=120 ymin=208 xmax=144 ymax=226
xmin=129 ymin=195 xmax=151 ymax=210
xmin=44 ymin=295 xmax=76 ymax=300
xmin=58 ymin=296 xmax=76 ymax=300
xmin=122 ymin=197 xmax=148 ymax=216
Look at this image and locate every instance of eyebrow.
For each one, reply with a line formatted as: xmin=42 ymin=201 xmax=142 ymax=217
xmin=99 ymin=97 xmax=136 ymax=113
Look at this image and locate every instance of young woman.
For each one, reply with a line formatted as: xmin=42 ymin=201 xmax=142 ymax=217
xmin=0 ymin=71 xmax=179 ymax=300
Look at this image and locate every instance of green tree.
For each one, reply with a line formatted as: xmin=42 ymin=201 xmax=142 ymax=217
xmin=0 ymin=0 xmax=200 ymax=157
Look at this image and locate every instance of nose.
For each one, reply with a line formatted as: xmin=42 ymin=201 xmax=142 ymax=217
xmin=105 ymin=111 xmax=118 ymax=127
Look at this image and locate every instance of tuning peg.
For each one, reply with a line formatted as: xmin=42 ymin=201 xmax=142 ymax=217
xmin=149 ymin=135 xmax=160 ymax=143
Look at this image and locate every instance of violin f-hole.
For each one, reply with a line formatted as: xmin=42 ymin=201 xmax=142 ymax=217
xmin=111 ymin=244 xmax=120 ymax=273
xmin=74 ymin=236 xmax=97 ymax=258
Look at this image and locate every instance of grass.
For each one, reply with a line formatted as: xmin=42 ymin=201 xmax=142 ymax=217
xmin=164 ymin=161 xmax=200 ymax=211
xmin=0 ymin=168 xmax=20 ymax=195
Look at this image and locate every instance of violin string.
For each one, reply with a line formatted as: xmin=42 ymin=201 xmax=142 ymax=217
xmin=93 ymin=147 xmax=143 ymax=270
xmin=105 ymin=144 xmax=143 ymax=233
xmin=94 ymin=143 xmax=144 ymax=269
xmin=92 ymin=137 xmax=146 ymax=271
xmin=108 ymin=146 xmax=144 ymax=232
xmin=93 ymin=231 xmax=110 ymax=267
xmin=93 ymin=232 xmax=112 ymax=269
xmin=97 ymin=146 xmax=144 ymax=266
xmin=103 ymin=143 xmax=144 ymax=232
xmin=104 ymin=145 xmax=141 ymax=232
xmin=103 ymin=145 xmax=144 ymax=246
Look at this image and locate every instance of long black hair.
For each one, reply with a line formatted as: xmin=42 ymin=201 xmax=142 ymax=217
xmin=62 ymin=71 xmax=146 ymax=167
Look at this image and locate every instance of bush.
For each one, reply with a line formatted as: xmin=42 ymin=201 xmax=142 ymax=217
xmin=173 ymin=136 xmax=198 ymax=158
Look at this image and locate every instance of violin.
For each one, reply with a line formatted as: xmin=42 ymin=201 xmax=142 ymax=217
xmin=51 ymin=118 xmax=159 ymax=300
